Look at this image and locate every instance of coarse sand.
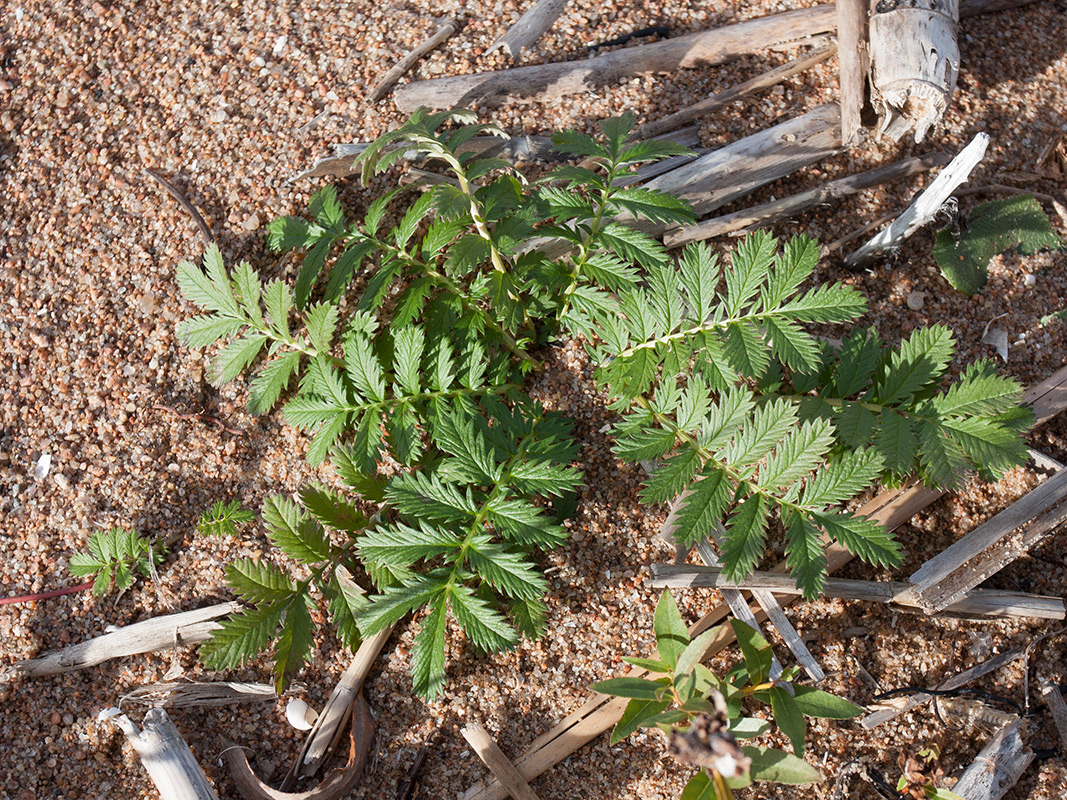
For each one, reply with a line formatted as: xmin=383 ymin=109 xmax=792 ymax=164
xmin=0 ymin=1 xmax=1065 ymax=798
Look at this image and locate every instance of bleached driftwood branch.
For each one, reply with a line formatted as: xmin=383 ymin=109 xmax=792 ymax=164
xmin=122 ymin=681 xmax=277 ymax=708
xmin=951 ymin=719 xmax=1034 ymax=800
xmin=649 ymin=564 xmax=1066 ymax=620
xmin=648 ymin=103 xmax=842 ymax=219
xmin=1040 ymin=680 xmax=1067 ymax=751
xmin=869 ymin=0 xmax=960 ymax=142
xmin=909 ymin=466 xmax=1067 ymax=614
xmin=103 ymin=708 xmax=220 ymax=800
xmin=394 ymin=7 xmax=837 ymax=110
xmin=462 ymin=723 xmax=543 ymax=800
xmin=664 ymin=151 xmax=950 ymax=248
xmin=836 ymin=0 xmax=868 ymax=145
xmin=630 ymin=42 xmax=836 ymax=141
xmin=367 ymin=17 xmax=463 ymax=103
xmin=8 ymin=602 xmax=239 ymax=677
xmin=843 ymin=132 xmax=988 ymax=268
xmin=490 ymin=0 xmax=569 ymax=60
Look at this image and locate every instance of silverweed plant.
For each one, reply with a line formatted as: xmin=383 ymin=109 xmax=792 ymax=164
xmin=594 ymin=592 xmax=863 ymax=800
xmin=175 ymin=109 xmax=1032 ymax=698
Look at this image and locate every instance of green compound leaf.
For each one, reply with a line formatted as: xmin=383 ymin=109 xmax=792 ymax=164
xmin=934 ymin=194 xmax=1064 ymax=295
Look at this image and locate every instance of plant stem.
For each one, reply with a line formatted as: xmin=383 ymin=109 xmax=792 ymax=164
xmin=0 ymin=581 xmax=94 ymax=606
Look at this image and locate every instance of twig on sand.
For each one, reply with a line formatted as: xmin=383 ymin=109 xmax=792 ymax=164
xmin=152 ymin=404 xmax=244 ymax=436
xmin=143 ymin=168 xmax=216 ymax=245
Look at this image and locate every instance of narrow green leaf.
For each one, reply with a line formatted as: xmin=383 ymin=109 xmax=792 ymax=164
xmin=791 ymin=685 xmax=863 ymax=719
xmin=411 ymin=593 xmax=449 ymax=700
xmin=591 ymin=676 xmax=670 ymax=700
xmin=730 ymin=620 xmax=773 ymax=686
xmin=653 ymin=590 xmax=689 ymax=670
xmin=742 ymin=746 xmax=821 ymax=784
xmin=610 ymin=698 xmax=671 ymax=744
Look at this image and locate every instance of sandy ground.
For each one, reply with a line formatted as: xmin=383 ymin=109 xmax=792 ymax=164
xmin=1 ymin=1 xmax=1066 ymax=798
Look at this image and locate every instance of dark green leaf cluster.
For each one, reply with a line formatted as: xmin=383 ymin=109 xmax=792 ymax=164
xmin=197 ymin=499 xmax=257 ymax=537
xmin=199 ymin=486 xmax=370 ymax=691
xmin=593 ymin=592 xmax=861 ymax=799
xmin=599 ymin=232 xmax=1032 ymax=597
xmin=69 ymin=528 xmax=165 ymax=597
xmin=355 ymin=397 xmax=581 ymax=698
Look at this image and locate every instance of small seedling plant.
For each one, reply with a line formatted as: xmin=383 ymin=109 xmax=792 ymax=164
xmin=174 ymin=109 xmax=1033 ymax=699
xmin=69 ymin=528 xmax=164 ymax=597
xmin=593 ymin=592 xmax=862 ymax=799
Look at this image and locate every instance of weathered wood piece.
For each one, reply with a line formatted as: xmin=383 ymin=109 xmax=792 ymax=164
xmin=630 ymin=42 xmax=836 ymax=141
xmin=394 ymin=7 xmax=837 ymax=111
xmin=461 ymin=365 xmax=1067 ymax=800
xmin=844 ymin=132 xmax=988 ymax=268
xmin=861 ymin=648 xmax=1024 ymax=728
xmin=225 ymin=695 xmax=375 ymax=800
xmin=649 ymin=103 xmax=842 ymax=222
xmin=286 ymin=625 xmax=394 ymax=783
xmin=909 ymin=466 xmax=1067 ymax=614
xmin=123 ymin=681 xmax=277 ymax=708
xmin=650 ymin=565 xmax=1066 ymax=620
xmin=836 ymin=0 xmax=868 ymax=145
xmin=950 ymin=719 xmax=1034 ymax=800
xmin=490 ymin=0 xmax=569 ymax=60
xmin=869 ymin=0 xmax=960 ymax=142
xmin=693 ymin=539 xmax=785 ymax=681
xmin=367 ymin=17 xmax=462 ymax=103
xmin=8 ymin=602 xmax=239 ymax=677
xmin=664 ymin=152 xmax=950 ymax=248
xmin=1040 ymin=680 xmax=1067 ymax=751
xmin=462 ymin=723 xmax=543 ymax=800
xmin=104 ymin=708 xmax=220 ymax=800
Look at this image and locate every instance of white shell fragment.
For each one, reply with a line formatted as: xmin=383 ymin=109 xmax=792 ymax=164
xmin=285 ymin=698 xmax=319 ymax=731
xmin=34 ymin=452 xmax=51 ymax=480
xmin=906 ymin=291 xmax=925 ymax=310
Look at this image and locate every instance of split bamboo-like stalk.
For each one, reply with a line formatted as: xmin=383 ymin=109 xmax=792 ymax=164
xmin=8 ymin=602 xmax=239 ymax=677
xmin=908 ymin=465 xmax=1067 ymax=614
xmin=394 ymin=7 xmax=837 ymax=111
xmin=649 ymin=565 xmax=1066 ymax=620
xmin=367 ymin=17 xmax=462 ymax=103
xmin=844 ymin=132 xmax=988 ymax=268
xmin=462 ymin=723 xmax=543 ymax=800
xmin=869 ymin=0 xmax=960 ymax=142
xmin=629 ymin=42 xmax=836 ymax=141
xmin=836 ymin=0 xmax=869 ymax=145
xmin=664 ymin=151 xmax=950 ymax=248
xmin=950 ymin=719 xmax=1034 ymax=800
xmin=861 ymin=648 xmax=1023 ymax=728
xmin=104 ymin=708 xmax=220 ymax=800
xmin=286 ymin=625 xmax=394 ymax=783
xmin=461 ymin=364 xmax=1067 ymax=800
xmin=645 ymin=103 xmax=842 ymax=218
xmin=489 ymin=0 xmax=569 ymax=60
xmin=1040 ymin=680 xmax=1067 ymax=752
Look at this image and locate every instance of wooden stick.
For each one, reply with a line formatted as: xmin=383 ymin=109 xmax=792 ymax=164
xmin=649 ymin=565 xmax=1066 ymax=620
xmin=665 ymin=152 xmax=950 ymax=248
xmin=861 ymin=648 xmax=1024 ymax=728
xmin=461 ymin=365 xmax=1067 ymax=800
xmin=7 ymin=602 xmax=239 ymax=677
xmin=950 ymin=719 xmax=1034 ymax=800
xmin=393 ymin=0 xmax=1021 ymax=112
xmin=1040 ymin=680 xmax=1067 ymax=752
xmin=144 ymin=168 xmax=216 ymax=245
xmin=869 ymin=0 xmax=960 ymax=142
xmin=693 ymin=539 xmax=785 ymax=681
xmin=836 ymin=0 xmax=869 ymax=145
xmin=462 ymin=723 xmax=543 ymax=800
xmin=490 ymin=0 xmax=568 ymax=60
xmin=367 ymin=17 xmax=462 ymax=103
xmin=844 ymin=132 xmax=988 ymax=268
xmin=630 ymin=42 xmax=837 ymax=141
xmin=647 ymin=103 xmax=842 ymax=220
xmin=286 ymin=625 xmax=394 ymax=783
xmin=908 ymin=466 xmax=1067 ymax=614
xmin=122 ymin=681 xmax=277 ymax=708
xmin=394 ymin=7 xmax=838 ymax=111
xmin=104 ymin=708 xmax=220 ymax=800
